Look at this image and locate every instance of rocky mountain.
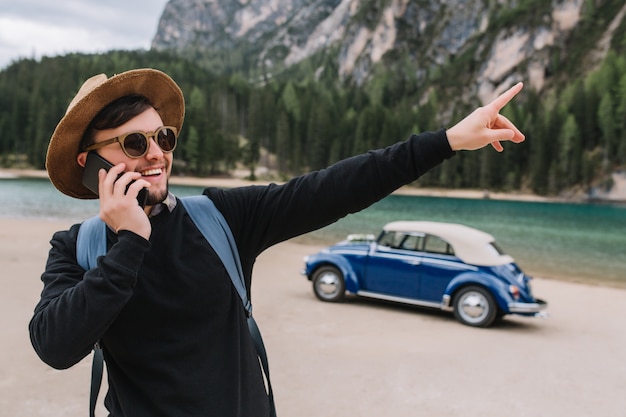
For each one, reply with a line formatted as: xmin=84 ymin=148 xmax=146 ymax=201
xmin=152 ymin=0 xmax=625 ymax=102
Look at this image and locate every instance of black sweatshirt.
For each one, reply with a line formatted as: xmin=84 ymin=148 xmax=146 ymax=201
xmin=29 ymin=131 xmax=453 ymax=417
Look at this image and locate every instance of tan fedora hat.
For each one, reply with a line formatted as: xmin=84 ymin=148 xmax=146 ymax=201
xmin=46 ymin=68 xmax=185 ymax=199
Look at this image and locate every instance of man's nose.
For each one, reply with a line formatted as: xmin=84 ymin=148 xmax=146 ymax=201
xmin=144 ymin=137 xmax=165 ymax=159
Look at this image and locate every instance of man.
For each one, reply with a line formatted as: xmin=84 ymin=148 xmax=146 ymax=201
xmin=29 ymin=68 xmax=524 ymax=417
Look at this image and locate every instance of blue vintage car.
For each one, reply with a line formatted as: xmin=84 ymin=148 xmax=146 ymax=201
xmin=302 ymin=221 xmax=547 ymax=327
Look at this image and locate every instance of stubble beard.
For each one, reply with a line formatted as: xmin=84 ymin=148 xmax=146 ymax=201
xmin=145 ymin=183 xmax=169 ymax=206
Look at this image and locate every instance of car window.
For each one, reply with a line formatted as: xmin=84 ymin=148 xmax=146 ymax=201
xmin=423 ymin=235 xmax=454 ymax=255
xmin=400 ymin=234 xmax=424 ymax=251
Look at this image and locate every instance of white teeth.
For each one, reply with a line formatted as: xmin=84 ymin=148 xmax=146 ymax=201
xmin=141 ymin=168 xmax=162 ymax=176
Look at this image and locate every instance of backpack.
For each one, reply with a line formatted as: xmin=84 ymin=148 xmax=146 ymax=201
xmin=76 ymin=195 xmax=276 ymax=417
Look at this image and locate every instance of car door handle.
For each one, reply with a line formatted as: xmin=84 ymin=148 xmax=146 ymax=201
xmin=407 ymin=259 xmax=421 ymax=266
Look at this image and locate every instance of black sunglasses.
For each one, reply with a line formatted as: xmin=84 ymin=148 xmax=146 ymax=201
xmin=84 ymin=126 xmax=178 ymax=158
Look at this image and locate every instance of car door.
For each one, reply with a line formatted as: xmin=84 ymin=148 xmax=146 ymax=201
xmin=416 ymin=234 xmax=465 ymax=302
xmin=361 ymin=232 xmax=423 ymax=299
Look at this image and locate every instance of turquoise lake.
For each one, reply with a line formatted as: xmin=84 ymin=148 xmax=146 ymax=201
xmin=1 ymin=177 xmax=624 ymax=286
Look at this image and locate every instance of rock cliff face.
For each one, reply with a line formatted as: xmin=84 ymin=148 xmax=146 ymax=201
xmin=152 ymin=0 xmax=625 ymax=102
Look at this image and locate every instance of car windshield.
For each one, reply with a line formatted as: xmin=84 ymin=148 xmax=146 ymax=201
xmin=487 ymin=241 xmax=507 ymax=256
xmin=378 ymin=231 xmax=406 ymax=248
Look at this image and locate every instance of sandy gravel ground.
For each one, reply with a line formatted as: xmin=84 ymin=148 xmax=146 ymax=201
xmin=2 ymin=218 xmax=625 ymax=417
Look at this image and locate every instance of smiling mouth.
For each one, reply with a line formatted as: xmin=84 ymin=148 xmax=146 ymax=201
xmin=141 ymin=168 xmax=163 ymax=177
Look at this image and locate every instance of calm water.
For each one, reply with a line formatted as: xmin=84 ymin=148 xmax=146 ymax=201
xmin=1 ymin=177 xmax=625 ymax=286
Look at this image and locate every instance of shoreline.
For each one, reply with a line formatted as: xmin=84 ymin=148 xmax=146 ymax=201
xmin=1 ymin=216 xmax=622 ymax=289
xmin=2 ymin=168 xmax=624 ymax=289
xmin=0 ymin=167 xmax=587 ymax=203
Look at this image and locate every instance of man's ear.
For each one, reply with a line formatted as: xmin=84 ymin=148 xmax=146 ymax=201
xmin=77 ymin=151 xmax=88 ymax=168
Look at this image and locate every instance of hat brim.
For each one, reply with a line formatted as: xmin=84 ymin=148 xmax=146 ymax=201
xmin=46 ymin=69 xmax=185 ymax=199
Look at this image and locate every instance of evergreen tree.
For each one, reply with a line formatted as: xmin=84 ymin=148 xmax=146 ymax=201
xmin=617 ymin=73 xmax=626 ymax=163
xmin=184 ymin=126 xmax=200 ymax=173
xmin=276 ymin=110 xmax=291 ymax=174
xmin=597 ymin=92 xmax=616 ymax=165
xmin=558 ymin=114 xmax=582 ymax=188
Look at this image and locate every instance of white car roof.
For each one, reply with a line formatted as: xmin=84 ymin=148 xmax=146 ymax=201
xmin=382 ymin=221 xmax=515 ymax=266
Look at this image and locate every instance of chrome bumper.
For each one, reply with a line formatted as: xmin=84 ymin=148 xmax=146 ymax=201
xmin=508 ymin=298 xmax=548 ymax=316
xmin=443 ymin=295 xmax=548 ymax=317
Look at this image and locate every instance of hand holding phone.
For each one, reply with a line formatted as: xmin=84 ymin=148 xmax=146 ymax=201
xmin=82 ymin=152 xmax=148 ymax=208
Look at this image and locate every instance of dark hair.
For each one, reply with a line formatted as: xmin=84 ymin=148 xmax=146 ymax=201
xmin=80 ymin=94 xmax=154 ymax=150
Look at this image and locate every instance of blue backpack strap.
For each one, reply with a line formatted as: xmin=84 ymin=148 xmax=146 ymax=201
xmin=181 ymin=195 xmax=252 ymax=315
xmin=76 ymin=216 xmax=107 ymax=417
xmin=89 ymin=343 xmax=104 ymax=417
xmin=181 ymin=195 xmax=276 ymax=417
xmin=77 ymin=216 xmax=107 ymax=271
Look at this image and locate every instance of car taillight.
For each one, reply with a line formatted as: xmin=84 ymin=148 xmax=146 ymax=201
xmin=509 ymin=285 xmax=520 ymax=300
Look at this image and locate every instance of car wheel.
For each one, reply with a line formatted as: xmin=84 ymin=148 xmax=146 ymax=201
xmin=312 ymin=266 xmax=345 ymax=302
xmin=453 ymin=286 xmax=498 ymax=327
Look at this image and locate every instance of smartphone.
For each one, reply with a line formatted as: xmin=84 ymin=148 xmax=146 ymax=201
xmin=82 ymin=151 xmax=148 ymax=208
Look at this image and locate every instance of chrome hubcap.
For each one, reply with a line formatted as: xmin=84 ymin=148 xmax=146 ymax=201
xmin=317 ymin=272 xmax=339 ymax=296
xmin=459 ymin=291 xmax=489 ymax=323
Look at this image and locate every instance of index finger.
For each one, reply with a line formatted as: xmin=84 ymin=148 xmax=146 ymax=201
xmin=488 ymin=82 xmax=524 ymax=111
xmin=100 ymin=162 xmax=126 ymax=188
